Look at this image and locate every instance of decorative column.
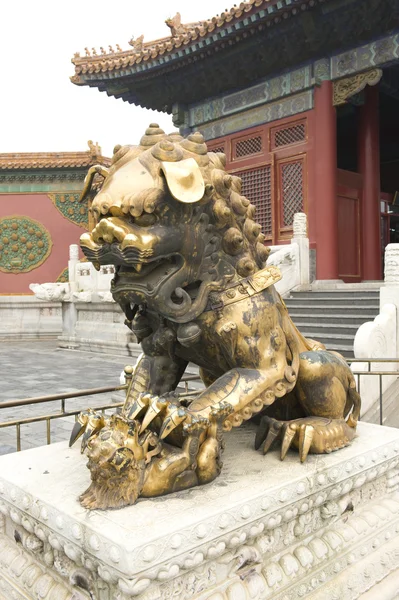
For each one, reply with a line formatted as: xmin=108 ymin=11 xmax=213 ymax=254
xmin=314 ymin=81 xmax=339 ymax=280
xmin=358 ymin=84 xmax=382 ymax=280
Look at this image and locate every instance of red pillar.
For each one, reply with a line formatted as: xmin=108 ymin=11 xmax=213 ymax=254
xmin=314 ymin=81 xmax=339 ymax=280
xmin=358 ymin=85 xmax=382 ymax=280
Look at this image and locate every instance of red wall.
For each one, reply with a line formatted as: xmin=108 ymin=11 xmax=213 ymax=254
xmin=0 ymin=194 xmax=84 ymax=294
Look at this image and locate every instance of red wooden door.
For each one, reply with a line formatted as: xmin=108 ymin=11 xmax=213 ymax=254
xmin=337 ymin=170 xmax=362 ymax=282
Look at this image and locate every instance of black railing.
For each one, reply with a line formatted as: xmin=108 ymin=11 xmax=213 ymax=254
xmin=1 ymin=360 xmax=398 ymax=451
xmin=0 ymin=373 xmax=204 ymax=452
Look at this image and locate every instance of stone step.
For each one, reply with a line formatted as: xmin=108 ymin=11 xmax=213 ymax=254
xmin=284 ymin=289 xmax=382 ymax=359
xmin=294 ymin=322 xmax=360 ymax=335
xmin=289 ymin=290 xmax=380 ymax=299
xmin=285 ymin=303 xmax=379 ymax=315
xmin=329 ymin=348 xmax=354 ymax=358
xmin=286 ymin=297 xmax=380 ymax=306
xmin=288 ymin=313 xmax=377 ymax=325
xmin=297 ymin=331 xmax=355 ymax=351
xmin=317 ymin=343 xmax=355 ymax=358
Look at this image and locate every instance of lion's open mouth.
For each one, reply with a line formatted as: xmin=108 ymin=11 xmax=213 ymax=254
xmin=113 ymin=254 xmax=182 ymax=287
xmin=109 ymin=253 xmax=184 ymax=311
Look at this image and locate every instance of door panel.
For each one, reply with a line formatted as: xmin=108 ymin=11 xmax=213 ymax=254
xmin=337 ymin=184 xmax=361 ymax=282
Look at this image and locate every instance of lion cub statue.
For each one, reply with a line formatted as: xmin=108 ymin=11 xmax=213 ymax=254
xmin=70 ymin=124 xmax=360 ymax=509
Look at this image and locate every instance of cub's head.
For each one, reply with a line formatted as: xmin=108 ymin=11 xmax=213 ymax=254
xmin=79 ymin=416 xmax=146 ymax=510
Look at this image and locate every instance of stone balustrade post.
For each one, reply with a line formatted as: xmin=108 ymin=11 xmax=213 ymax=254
xmin=291 ymin=212 xmax=310 ymax=288
xmin=68 ymin=244 xmax=79 ymax=293
xmin=380 ymin=243 xmax=399 ymax=351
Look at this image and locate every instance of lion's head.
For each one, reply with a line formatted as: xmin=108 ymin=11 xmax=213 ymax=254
xmin=80 ymin=124 xmax=269 ymax=323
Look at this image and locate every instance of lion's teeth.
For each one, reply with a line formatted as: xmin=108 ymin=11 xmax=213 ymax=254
xmin=133 ymin=263 xmax=143 ymax=273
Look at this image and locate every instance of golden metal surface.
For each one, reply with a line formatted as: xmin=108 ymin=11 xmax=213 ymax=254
xmin=70 ymin=125 xmax=361 ymax=509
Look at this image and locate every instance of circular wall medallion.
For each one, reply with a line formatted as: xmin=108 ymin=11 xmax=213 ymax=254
xmin=0 ymin=215 xmax=53 ymax=273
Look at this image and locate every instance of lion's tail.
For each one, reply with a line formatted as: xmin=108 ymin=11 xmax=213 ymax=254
xmin=346 ymin=376 xmax=361 ymax=428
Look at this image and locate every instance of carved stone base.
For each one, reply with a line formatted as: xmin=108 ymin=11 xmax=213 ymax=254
xmin=0 ymin=422 xmax=398 ymax=600
xmin=57 ymin=301 xmax=139 ymax=356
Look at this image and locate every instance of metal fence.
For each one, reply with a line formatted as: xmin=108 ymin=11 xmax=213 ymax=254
xmin=350 ymin=358 xmax=399 ymax=426
xmin=1 ymin=360 xmax=398 ymax=452
xmin=0 ymin=374 xmax=203 ymax=452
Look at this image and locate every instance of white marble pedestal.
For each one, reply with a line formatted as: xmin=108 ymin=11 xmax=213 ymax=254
xmin=0 ymin=422 xmax=399 ymax=600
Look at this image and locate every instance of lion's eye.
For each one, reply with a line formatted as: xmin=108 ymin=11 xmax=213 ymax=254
xmin=134 ymin=213 xmax=156 ymax=227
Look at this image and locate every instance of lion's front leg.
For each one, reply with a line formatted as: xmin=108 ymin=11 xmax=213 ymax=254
xmin=70 ymin=343 xmax=187 ymax=451
xmin=123 ymin=351 xmax=188 ymax=419
xmin=140 ymin=365 xmax=296 ymax=440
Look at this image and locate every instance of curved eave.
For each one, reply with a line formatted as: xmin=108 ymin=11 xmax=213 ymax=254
xmin=71 ymin=0 xmax=316 ymax=102
xmin=71 ymin=0 xmax=398 ymax=113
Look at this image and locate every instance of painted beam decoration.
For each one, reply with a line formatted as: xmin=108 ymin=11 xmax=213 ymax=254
xmin=0 ymin=216 xmax=52 ymax=273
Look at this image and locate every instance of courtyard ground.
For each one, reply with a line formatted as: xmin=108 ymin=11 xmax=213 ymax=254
xmin=0 ymin=340 xmax=202 ymax=455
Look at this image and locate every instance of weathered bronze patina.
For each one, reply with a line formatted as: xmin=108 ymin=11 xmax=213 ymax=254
xmin=70 ymin=124 xmax=360 ymax=510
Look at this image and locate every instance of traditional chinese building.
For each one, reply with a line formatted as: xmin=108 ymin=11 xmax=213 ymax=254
xmin=0 ymin=143 xmax=110 ymax=294
xmin=71 ymin=0 xmax=399 ymax=282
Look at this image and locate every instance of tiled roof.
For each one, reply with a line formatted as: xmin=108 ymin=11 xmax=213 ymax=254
xmin=0 ymin=142 xmax=111 ymax=170
xmin=71 ymin=0 xmax=309 ymax=83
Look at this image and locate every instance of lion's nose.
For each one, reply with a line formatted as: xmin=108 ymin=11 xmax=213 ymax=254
xmin=92 ymin=193 xmax=123 ymax=218
xmin=91 ymin=218 xmax=129 ymax=244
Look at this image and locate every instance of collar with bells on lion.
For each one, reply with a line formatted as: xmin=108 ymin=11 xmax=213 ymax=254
xmin=204 ymin=265 xmax=282 ymax=313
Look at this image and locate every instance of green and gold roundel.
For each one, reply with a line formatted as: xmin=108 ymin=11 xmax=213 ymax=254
xmin=0 ymin=215 xmax=53 ymax=273
xmin=49 ymin=193 xmax=88 ymax=229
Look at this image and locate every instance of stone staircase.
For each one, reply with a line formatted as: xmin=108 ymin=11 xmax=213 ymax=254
xmin=285 ymin=289 xmax=380 ymax=358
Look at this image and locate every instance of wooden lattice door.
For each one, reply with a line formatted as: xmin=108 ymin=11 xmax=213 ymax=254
xmin=235 ymin=165 xmax=273 ymax=243
xmin=207 ymin=115 xmax=311 ymax=246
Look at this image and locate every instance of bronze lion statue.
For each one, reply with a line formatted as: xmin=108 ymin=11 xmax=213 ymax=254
xmin=70 ymin=124 xmax=360 ymax=510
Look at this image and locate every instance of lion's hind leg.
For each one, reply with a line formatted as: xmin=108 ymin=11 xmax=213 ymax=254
xmin=257 ymin=415 xmax=356 ymax=462
xmin=257 ymin=351 xmax=360 ymax=462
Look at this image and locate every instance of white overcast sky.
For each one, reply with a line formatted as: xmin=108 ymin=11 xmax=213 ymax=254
xmin=0 ymin=0 xmax=231 ymax=157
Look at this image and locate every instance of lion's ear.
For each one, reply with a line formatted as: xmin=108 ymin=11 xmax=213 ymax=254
xmin=160 ymin=158 xmax=205 ymax=203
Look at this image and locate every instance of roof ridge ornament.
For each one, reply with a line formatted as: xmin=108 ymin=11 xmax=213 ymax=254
xmin=165 ymin=12 xmax=203 ymax=38
xmin=128 ymin=34 xmax=144 ymax=52
xmin=88 ymin=140 xmax=102 ymax=157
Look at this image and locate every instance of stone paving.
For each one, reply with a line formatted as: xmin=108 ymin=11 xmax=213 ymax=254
xmin=0 ymin=341 xmax=202 ymax=455
xmin=2 ymin=341 xmax=397 ymax=457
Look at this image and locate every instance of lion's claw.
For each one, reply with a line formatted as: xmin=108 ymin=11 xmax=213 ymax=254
xmin=139 ymin=396 xmax=168 ymax=433
xmin=159 ymin=406 xmax=189 ymax=439
xmin=69 ymin=409 xmax=106 ymax=452
xmin=256 ymin=416 xmax=329 ymax=462
xmin=256 ymin=417 xmax=285 ymax=455
xmin=127 ymin=392 xmax=152 ymax=420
